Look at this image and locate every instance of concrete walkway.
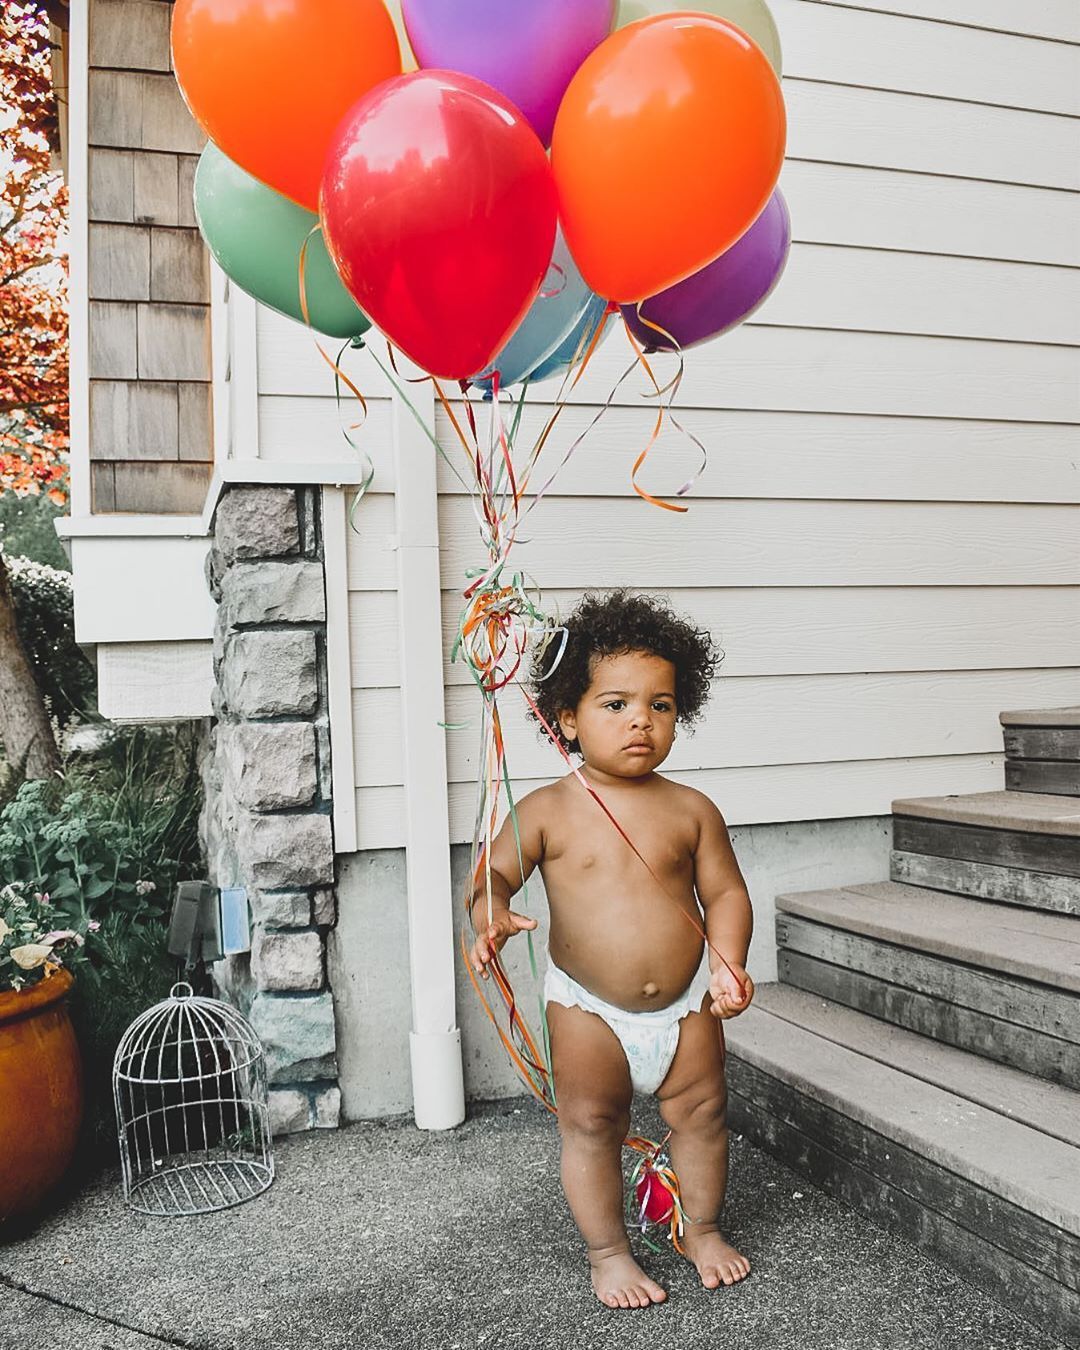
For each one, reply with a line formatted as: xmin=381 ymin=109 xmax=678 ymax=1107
xmin=1 ymin=1100 xmax=1066 ymax=1350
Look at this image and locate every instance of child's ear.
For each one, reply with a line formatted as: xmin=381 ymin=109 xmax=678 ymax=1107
xmin=557 ymin=708 xmax=576 ymax=743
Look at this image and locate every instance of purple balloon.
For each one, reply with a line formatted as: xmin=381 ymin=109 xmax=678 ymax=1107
xmin=402 ymin=0 xmax=616 ymax=147
xmin=621 ymin=190 xmax=791 ymax=352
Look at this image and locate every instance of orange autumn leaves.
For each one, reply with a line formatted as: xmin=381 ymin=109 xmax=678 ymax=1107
xmin=1 ymin=2 xmax=69 ymax=506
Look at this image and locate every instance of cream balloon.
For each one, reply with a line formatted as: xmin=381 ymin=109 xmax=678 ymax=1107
xmin=382 ymin=0 xmax=418 ymax=71
xmin=617 ymin=0 xmax=782 ymax=74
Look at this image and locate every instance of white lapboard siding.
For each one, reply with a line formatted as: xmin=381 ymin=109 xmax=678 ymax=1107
xmin=254 ymin=2 xmax=1080 ymax=850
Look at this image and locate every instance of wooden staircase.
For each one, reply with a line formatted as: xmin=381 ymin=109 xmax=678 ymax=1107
xmin=725 ymin=707 xmax=1080 ymax=1347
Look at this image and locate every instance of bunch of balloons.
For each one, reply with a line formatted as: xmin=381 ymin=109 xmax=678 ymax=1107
xmin=174 ymin=0 xmax=789 ymax=386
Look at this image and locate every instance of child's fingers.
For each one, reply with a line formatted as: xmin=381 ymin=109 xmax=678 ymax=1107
xmin=472 ymin=915 xmax=536 ymax=978
xmin=471 ymin=934 xmax=496 ymax=978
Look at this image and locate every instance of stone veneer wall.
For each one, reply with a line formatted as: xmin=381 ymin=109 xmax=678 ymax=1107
xmin=201 ymin=484 xmax=340 ymax=1134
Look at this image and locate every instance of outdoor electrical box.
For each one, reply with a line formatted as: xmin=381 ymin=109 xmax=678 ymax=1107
xmin=166 ymin=882 xmax=250 ymax=966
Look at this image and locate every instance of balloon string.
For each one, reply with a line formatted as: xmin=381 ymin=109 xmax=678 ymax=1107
xmin=514 ymin=302 xmax=617 ymax=516
xmin=624 ymin=304 xmax=709 ymax=507
xmin=337 ymin=287 xmax=720 ymax=1235
xmin=364 ymin=344 xmax=475 ymax=496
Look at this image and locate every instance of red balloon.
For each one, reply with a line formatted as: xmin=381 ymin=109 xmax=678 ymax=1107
xmin=636 ymin=1170 xmax=674 ymax=1224
xmin=320 ymin=72 xmax=558 ymax=381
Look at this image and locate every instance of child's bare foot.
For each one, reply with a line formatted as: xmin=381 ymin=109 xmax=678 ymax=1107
xmin=681 ymin=1225 xmax=751 ymax=1288
xmin=589 ymin=1245 xmax=668 ymax=1309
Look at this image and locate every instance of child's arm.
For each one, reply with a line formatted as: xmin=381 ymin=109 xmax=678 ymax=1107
xmin=692 ymin=798 xmax=755 ymax=1019
xmin=467 ymin=790 xmax=546 ymax=979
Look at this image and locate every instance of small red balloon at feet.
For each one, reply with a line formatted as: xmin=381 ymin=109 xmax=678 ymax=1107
xmin=636 ymin=1170 xmax=674 ymax=1224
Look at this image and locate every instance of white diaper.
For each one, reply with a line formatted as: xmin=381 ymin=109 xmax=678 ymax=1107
xmin=544 ymin=959 xmax=711 ymax=1095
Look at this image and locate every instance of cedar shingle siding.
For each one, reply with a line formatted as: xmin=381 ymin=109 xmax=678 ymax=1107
xmin=87 ymin=0 xmax=211 ymax=513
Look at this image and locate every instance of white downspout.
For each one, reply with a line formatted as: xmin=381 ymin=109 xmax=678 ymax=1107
xmin=391 ymin=377 xmax=466 ymax=1130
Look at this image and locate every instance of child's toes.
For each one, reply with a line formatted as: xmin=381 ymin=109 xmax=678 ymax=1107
xmin=641 ymin=1277 xmax=667 ymax=1304
xmin=683 ymin=1231 xmax=750 ymax=1289
xmin=722 ymin=1256 xmax=750 ymax=1285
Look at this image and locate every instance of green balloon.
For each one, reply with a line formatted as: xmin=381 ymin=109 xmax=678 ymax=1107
xmin=193 ymin=142 xmax=370 ymax=341
xmin=617 ymin=0 xmax=783 ymax=76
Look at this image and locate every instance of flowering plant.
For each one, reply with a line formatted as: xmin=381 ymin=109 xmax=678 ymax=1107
xmin=0 ymin=882 xmax=97 ymax=993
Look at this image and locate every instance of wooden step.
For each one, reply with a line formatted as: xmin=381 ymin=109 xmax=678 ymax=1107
xmin=748 ymin=983 xmax=1080 ymax=1146
xmin=1000 ymin=706 xmax=1080 ymax=728
xmin=890 ymin=848 xmax=1080 ymax=916
xmin=725 ymin=988 xmax=1080 ymax=1347
xmin=892 ymin=791 xmax=1080 ymax=895
xmin=892 ymin=789 xmax=1080 ymax=837
xmin=775 ymin=882 xmax=1080 ymax=1085
xmin=1006 ymin=759 xmax=1080 ymax=797
xmin=777 ymin=881 xmax=1080 ymax=987
xmin=1000 ymin=710 xmax=1080 ymax=797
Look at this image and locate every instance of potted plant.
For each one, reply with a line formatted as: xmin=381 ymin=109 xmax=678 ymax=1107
xmin=0 ymin=883 xmax=95 ymax=1223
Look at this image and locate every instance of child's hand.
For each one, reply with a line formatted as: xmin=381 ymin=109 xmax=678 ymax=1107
xmin=470 ymin=910 xmax=538 ymax=979
xmin=709 ymin=962 xmax=754 ymax=1019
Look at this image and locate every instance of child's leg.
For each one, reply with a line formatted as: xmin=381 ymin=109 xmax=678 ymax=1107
xmin=655 ymin=1000 xmax=751 ymax=1288
xmin=547 ymin=1001 xmax=667 ymax=1308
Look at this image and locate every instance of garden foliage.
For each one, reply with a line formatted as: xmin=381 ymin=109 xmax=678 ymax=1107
xmin=5 ymin=553 xmax=95 ymax=730
xmin=1 ymin=724 xmax=207 ymax=1166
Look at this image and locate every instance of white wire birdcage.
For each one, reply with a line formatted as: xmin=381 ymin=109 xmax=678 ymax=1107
xmin=113 ymin=982 xmax=274 ymax=1216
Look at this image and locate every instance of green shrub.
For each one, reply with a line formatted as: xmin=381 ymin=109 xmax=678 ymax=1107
xmin=0 ymin=493 xmax=68 ymax=570
xmin=0 ymin=722 xmax=210 ymax=1173
xmin=0 ymin=723 xmax=202 ymax=928
xmin=5 ymin=553 xmax=96 ymax=729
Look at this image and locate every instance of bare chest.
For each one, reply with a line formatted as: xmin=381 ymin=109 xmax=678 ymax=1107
xmin=542 ymin=796 xmax=698 ymax=895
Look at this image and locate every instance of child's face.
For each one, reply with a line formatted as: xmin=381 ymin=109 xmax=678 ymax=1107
xmin=557 ymin=649 xmax=678 ymax=779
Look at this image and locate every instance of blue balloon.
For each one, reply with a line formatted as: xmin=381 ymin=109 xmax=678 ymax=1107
xmin=472 ymin=227 xmax=598 ymax=392
xmin=526 ymin=293 xmax=611 ymax=385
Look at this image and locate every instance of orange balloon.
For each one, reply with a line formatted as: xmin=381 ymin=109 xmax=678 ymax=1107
xmin=172 ymin=0 xmax=401 ymax=211
xmin=551 ymin=13 xmax=786 ymax=303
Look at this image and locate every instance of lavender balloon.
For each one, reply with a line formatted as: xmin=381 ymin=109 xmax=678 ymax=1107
xmin=402 ymin=0 xmax=616 ymax=146
xmin=621 ymin=190 xmax=791 ymax=351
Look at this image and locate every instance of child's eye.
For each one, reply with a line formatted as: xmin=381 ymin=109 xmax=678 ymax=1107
xmin=604 ymin=700 xmax=625 ymax=712
xmin=653 ymin=702 xmax=672 ymax=713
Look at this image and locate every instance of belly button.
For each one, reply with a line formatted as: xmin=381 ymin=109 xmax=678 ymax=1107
xmin=642 ymin=981 xmax=659 ymax=998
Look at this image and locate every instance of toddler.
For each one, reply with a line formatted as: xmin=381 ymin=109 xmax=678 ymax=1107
xmin=469 ymin=590 xmax=754 ymax=1309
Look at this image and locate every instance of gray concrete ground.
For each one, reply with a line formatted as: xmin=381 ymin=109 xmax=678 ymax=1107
xmin=0 ymin=1100 xmax=1065 ymax=1350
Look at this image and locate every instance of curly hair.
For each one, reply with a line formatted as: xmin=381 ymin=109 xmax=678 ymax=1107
xmin=527 ymin=590 xmax=722 ymax=753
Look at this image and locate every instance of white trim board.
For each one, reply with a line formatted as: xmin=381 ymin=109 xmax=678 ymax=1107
xmin=67 ymin=532 xmax=215 ymax=644
xmin=57 ymin=514 xmax=206 ymax=539
xmin=322 ymin=486 xmax=359 ymax=854
xmin=96 ymin=641 xmax=213 ymax=722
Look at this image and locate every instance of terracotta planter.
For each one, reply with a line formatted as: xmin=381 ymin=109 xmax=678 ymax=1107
xmin=0 ymin=967 xmax=83 ymax=1223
